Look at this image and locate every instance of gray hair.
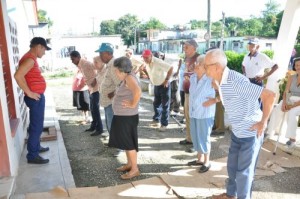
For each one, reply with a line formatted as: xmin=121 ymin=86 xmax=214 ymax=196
xmin=206 ymin=49 xmax=227 ymax=68
xmin=113 ymin=56 xmax=132 ymax=73
xmin=196 ymin=54 xmax=205 ymax=65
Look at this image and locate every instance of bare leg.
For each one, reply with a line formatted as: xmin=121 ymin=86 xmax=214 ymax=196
xmin=197 ymin=152 xmax=204 ymax=163
xmin=203 ymin=153 xmax=210 ymax=166
xmin=127 ymin=150 xmax=139 ymax=175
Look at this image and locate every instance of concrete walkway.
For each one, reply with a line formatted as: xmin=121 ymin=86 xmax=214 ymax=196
xmin=7 ymin=88 xmax=300 ymax=199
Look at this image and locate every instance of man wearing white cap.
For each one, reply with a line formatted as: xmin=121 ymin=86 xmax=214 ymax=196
xmin=242 ymin=38 xmax=278 ymax=88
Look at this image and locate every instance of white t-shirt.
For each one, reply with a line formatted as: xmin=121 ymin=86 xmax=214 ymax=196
xmin=146 ymin=57 xmax=172 ymax=86
xmin=242 ymin=52 xmax=275 ymax=78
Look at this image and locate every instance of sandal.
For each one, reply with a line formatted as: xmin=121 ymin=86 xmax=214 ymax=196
xmin=116 ymin=165 xmax=131 ymax=172
xmin=120 ymin=170 xmax=140 ymax=180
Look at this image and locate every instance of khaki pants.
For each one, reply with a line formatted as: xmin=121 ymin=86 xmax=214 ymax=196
xmin=184 ymin=93 xmax=191 ymax=142
xmin=214 ymin=102 xmax=225 ymax=132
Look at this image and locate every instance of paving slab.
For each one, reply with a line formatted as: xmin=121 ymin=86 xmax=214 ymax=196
xmin=25 ymin=186 xmax=69 ymax=199
xmin=131 ymin=177 xmax=177 ymax=198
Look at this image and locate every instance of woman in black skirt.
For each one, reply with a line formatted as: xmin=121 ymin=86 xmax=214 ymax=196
xmin=108 ymin=56 xmax=141 ymax=180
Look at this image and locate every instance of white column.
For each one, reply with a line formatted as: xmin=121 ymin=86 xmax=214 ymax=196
xmin=266 ymin=0 xmax=300 ymax=101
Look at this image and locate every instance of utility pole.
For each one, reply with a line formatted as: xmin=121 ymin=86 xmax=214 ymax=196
xmin=220 ymin=12 xmax=225 ymax=50
xmin=206 ymin=0 xmax=211 ymax=49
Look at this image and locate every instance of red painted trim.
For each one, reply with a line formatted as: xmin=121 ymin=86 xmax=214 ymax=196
xmin=0 ymin=100 xmax=11 ymax=177
xmin=0 ymin=0 xmax=12 ymax=177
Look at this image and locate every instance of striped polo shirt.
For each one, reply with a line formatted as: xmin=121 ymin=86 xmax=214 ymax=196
xmin=189 ymin=73 xmax=216 ymax=119
xmin=219 ymin=67 xmax=263 ymax=138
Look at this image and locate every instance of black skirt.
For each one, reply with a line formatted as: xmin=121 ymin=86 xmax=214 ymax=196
xmin=108 ymin=114 xmax=139 ymax=151
xmin=73 ymin=90 xmax=90 ymax=111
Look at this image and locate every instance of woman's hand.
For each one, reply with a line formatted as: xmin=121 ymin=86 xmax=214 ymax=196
xmin=281 ymin=101 xmax=289 ymax=112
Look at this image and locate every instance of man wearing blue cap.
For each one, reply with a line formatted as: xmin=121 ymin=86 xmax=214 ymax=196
xmin=96 ymin=43 xmax=124 ymax=156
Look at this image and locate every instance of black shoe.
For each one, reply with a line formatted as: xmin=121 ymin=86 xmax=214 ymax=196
xmin=185 ymin=147 xmax=195 ymax=153
xmin=187 ymin=160 xmax=204 ymax=166
xmin=85 ymin=127 xmax=95 ymax=132
xmin=28 ymin=156 xmax=49 ymax=164
xmin=39 ymin=146 xmax=49 ymax=153
xmin=199 ymin=164 xmax=211 ymax=173
xmin=179 ymin=139 xmax=193 ymax=145
xmin=90 ymin=131 xmax=102 ymax=136
xmin=211 ymin=131 xmax=225 ymax=136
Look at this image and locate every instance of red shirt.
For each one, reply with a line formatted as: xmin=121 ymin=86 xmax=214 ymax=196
xmin=19 ymin=52 xmax=46 ymax=94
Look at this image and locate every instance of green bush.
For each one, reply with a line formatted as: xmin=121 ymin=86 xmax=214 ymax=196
xmin=295 ymin=44 xmax=300 ymax=57
xmin=224 ymin=50 xmax=274 ymax=74
xmin=43 ymin=70 xmax=74 ymax=79
xmin=224 ymin=51 xmax=246 ymax=74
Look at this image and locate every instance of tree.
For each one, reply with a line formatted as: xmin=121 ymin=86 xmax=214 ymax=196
xmin=37 ymin=9 xmax=53 ymax=29
xmin=240 ymin=18 xmax=263 ymax=36
xmin=260 ymin=0 xmax=280 ymax=37
xmin=143 ymin=17 xmax=167 ymax=30
xmin=115 ymin=14 xmax=140 ymax=47
xmin=189 ymin=20 xmax=207 ymax=30
xmin=100 ymin=20 xmax=117 ymax=35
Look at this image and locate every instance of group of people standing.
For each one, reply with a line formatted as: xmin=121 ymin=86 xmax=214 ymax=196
xmin=14 ymin=36 xmax=300 ymax=199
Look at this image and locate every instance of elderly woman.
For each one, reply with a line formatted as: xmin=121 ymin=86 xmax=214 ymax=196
xmin=187 ymin=55 xmax=219 ymax=173
xmin=266 ymin=57 xmax=300 ymax=148
xmin=108 ymin=56 xmax=141 ymax=180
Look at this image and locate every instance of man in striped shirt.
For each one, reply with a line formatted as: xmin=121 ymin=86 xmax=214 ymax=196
xmin=206 ymin=49 xmax=275 ymax=199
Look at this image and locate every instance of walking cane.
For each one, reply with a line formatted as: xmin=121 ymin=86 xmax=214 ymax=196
xmin=273 ymin=112 xmax=286 ymax=155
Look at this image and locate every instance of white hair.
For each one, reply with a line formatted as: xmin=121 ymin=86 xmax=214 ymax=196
xmin=196 ymin=54 xmax=205 ymax=65
xmin=206 ymin=49 xmax=227 ymax=68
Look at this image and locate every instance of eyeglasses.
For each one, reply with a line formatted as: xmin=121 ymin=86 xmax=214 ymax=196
xmin=204 ymin=62 xmax=218 ymax=69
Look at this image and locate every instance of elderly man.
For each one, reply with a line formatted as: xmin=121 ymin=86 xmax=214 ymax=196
xmin=142 ymin=49 xmax=173 ymax=132
xmin=96 ymin=43 xmax=120 ymax=134
xmin=206 ymin=49 xmax=275 ymax=199
xmin=242 ymin=38 xmax=278 ymax=87
xmin=125 ymin=48 xmax=144 ymax=75
xmin=179 ymin=39 xmax=200 ymax=152
xmin=70 ymin=51 xmax=104 ymax=136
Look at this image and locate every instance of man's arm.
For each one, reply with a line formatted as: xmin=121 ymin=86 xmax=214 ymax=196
xmin=14 ymin=58 xmax=41 ymax=100
xmin=260 ymin=64 xmax=278 ymax=81
xmin=250 ymin=88 xmax=276 ymax=136
xmin=163 ymin=66 xmax=173 ymax=87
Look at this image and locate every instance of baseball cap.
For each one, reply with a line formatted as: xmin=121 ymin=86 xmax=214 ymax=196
xmin=248 ymin=38 xmax=260 ymax=45
xmin=30 ymin=37 xmax=51 ymax=50
xmin=95 ymin=43 xmax=114 ymax=53
xmin=142 ymin=49 xmax=152 ymax=57
xmin=185 ymin=39 xmax=198 ymax=48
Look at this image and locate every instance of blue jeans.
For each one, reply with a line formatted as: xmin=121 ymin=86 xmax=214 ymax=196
xmin=190 ymin=117 xmax=214 ymax=153
xmin=104 ymin=104 xmax=114 ymax=133
xmin=89 ymin=92 xmax=103 ymax=132
xmin=153 ymin=84 xmax=171 ymax=126
xmin=226 ymin=133 xmax=263 ymax=199
xmin=24 ymin=94 xmax=45 ymax=160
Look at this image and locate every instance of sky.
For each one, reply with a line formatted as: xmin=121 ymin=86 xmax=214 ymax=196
xmin=37 ymin=0 xmax=287 ymax=34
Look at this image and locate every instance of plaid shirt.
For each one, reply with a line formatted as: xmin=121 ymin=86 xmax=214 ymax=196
xmin=100 ymin=57 xmax=121 ymax=107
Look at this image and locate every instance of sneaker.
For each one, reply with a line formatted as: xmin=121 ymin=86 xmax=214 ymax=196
xmin=287 ymin=141 xmax=296 ymax=148
xmin=286 ymin=140 xmax=292 ymax=145
xmin=150 ymin=120 xmax=160 ymax=127
xmin=159 ymin=125 xmax=167 ymax=132
xmin=170 ymin=111 xmax=179 ymax=116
